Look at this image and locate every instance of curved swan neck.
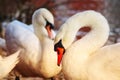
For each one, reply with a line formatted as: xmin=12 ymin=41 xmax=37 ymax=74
xmin=32 ymin=13 xmax=48 ymax=40
xmin=55 ymin=10 xmax=109 ymax=53
xmin=32 ymin=8 xmax=54 ymax=40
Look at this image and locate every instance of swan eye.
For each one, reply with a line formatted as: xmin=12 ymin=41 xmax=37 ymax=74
xmin=45 ymin=20 xmax=54 ymax=29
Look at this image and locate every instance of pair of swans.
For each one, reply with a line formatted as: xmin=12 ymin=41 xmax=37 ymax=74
xmin=5 ymin=8 xmax=61 ymax=79
xmin=54 ymin=11 xmax=120 ymax=80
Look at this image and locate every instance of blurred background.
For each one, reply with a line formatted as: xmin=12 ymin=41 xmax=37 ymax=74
xmin=0 ymin=0 xmax=120 ymax=79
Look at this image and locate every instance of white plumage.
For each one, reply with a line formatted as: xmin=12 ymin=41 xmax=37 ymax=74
xmin=0 ymin=50 xmax=20 ymax=79
xmin=5 ymin=8 xmax=61 ymax=78
xmin=54 ymin=10 xmax=120 ymax=80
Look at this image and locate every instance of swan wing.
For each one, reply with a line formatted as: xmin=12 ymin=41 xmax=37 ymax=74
xmin=5 ymin=20 xmax=41 ymax=66
xmin=0 ymin=50 xmax=20 ymax=78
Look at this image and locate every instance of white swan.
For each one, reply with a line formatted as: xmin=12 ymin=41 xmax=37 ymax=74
xmin=54 ymin=10 xmax=120 ymax=80
xmin=0 ymin=50 xmax=20 ymax=79
xmin=5 ymin=8 xmax=61 ymax=78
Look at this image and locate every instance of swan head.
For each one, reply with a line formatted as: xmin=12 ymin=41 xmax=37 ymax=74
xmin=32 ymin=8 xmax=54 ymax=39
xmin=54 ymin=39 xmax=65 ymax=66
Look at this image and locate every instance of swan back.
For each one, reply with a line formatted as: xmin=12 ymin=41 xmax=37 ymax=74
xmin=10 ymin=20 xmax=34 ymax=32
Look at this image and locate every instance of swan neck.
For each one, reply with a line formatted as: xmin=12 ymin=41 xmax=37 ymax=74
xmin=62 ymin=11 xmax=109 ymax=54
xmin=33 ymin=23 xmax=48 ymax=41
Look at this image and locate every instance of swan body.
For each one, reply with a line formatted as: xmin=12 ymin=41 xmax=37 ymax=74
xmin=86 ymin=43 xmax=120 ymax=80
xmin=5 ymin=8 xmax=61 ymax=78
xmin=5 ymin=20 xmax=40 ymax=76
xmin=54 ymin=10 xmax=120 ymax=80
xmin=0 ymin=50 xmax=20 ymax=79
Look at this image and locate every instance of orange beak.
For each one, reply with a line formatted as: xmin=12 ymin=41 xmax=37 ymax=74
xmin=46 ymin=25 xmax=53 ymax=39
xmin=56 ymin=47 xmax=65 ymax=66
xmin=54 ymin=40 xmax=65 ymax=66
